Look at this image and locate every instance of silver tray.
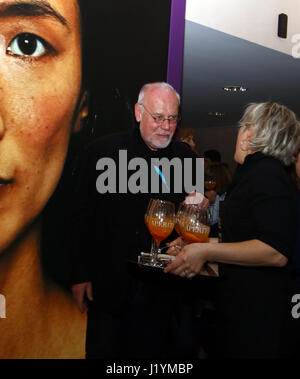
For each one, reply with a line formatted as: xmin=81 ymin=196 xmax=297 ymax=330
xmin=136 ymin=252 xmax=219 ymax=277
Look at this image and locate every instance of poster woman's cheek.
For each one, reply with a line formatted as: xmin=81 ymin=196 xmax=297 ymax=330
xmin=0 ymin=0 xmax=85 ymax=253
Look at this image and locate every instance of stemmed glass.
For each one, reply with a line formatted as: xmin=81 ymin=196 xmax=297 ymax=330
xmin=177 ymin=204 xmax=210 ymax=243
xmin=174 ymin=202 xmax=184 ymax=236
xmin=161 ymin=203 xmax=216 ymax=276
xmin=178 ymin=204 xmax=217 ymax=276
xmin=144 ymin=199 xmax=175 ymax=266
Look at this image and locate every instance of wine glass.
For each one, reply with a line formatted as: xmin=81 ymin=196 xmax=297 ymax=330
xmin=179 ymin=204 xmax=210 ymax=243
xmin=144 ymin=199 xmax=175 ymax=266
xmin=174 ymin=204 xmax=215 ymax=277
xmin=174 ymin=202 xmax=185 ymax=236
xmin=204 ymin=177 xmax=216 ymax=191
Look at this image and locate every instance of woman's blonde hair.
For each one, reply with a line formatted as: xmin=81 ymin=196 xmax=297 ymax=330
xmin=239 ymin=102 xmax=300 ymax=166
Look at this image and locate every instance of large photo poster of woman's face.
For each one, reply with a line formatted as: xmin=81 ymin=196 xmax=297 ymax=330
xmin=0 ymin=0 xmax=172 ymax=359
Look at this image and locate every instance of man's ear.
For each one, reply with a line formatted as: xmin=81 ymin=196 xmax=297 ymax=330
xmin=73 ymin=91 xmax=89 ymax=133
xmin=134 ymin=103 xmax=141 ymax=123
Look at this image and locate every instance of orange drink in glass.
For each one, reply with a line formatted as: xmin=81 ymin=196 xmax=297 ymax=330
xmin=179 ymin=204 xmax=210 ymax=243
xmin=144 ymin=199 xmax=175 ymax=266
xmin=181 ymin=224 xmax=210 ymax=243
xmin=146 ymin=216 xmax=174 ymax=243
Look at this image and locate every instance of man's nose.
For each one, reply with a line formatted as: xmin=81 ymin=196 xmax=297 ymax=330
xmin=160 ymin=119 xmax=171 ymax=130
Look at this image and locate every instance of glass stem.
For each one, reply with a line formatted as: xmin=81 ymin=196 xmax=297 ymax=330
xmin=150 ymin=238 xmax=160 ymax=264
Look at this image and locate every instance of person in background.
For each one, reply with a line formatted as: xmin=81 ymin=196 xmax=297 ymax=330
xmin=205 ymin=163 xmax=232 ymax=238
xmin=165 ymin=102 xmax=300 ymax=358
xmin=177 ymin=127 xmax=197 ymax=151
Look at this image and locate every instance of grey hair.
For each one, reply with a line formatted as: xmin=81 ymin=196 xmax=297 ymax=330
xmin=239 ymin=102 xmax=300 ymax=166
xmin=137 ymin=82 xmax=181 ymax=105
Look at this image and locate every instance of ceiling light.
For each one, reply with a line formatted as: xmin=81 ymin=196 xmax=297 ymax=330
xmin=208 ymin=111 xmax=225 ymax=117
xmin=223 ymin=85 xmax=248 ymax=92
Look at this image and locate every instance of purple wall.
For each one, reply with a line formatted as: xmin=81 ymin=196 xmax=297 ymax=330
xmin=167 ymin=0 xmax=187 ymax=95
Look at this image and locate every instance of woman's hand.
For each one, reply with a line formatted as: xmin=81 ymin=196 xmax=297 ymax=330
xmin=165 ymin=237 xmax=186 ymax=255
xmin=72 ymin=282 xmax=93 ymax=313
xmin=164 ymin=243 xmax=210 ymax=279
xmin=185 ymin=191 xmax=210 ymax=209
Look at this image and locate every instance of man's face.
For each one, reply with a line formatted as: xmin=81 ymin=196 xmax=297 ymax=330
xmin=135 ymin=87 xmax=179 ymax=150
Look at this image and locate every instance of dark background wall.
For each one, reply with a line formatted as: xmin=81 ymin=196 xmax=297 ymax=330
xmin=82 ymin=0 xmax=172 ymax=138
xmin=195 ymin=126 xmax=239 ymax=173
xmin=42 ymin=0 xmax=173 ymax=288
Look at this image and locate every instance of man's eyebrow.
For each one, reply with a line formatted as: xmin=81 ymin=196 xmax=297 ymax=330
xmin=0 ymin=1 xmax=68 ymax=28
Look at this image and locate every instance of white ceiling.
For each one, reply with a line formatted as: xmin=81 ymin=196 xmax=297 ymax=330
xmin=181 ymin=21 xmax=300 ymax=129
xmin=185 ymin=0 xmax=300 ymax=56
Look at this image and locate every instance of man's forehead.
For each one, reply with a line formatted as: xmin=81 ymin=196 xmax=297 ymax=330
xmin=144 ymin=89 xmax=179 ymax=109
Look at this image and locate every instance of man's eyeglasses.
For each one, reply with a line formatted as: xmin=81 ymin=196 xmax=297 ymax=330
xmin=139 ymin=103 xmax=180 ymax=126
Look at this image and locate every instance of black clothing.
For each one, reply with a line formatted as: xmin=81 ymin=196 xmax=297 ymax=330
xmin=71 ymin=127 xmax=201 ymax=358
xmin=216 ymin=152 xmax=298 ymax=358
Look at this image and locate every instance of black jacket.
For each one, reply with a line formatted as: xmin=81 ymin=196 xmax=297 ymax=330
xmin=70 ymin=127 xmax=201 ymax=314
xmin=216 ymin=152 xmax=298 ymax=358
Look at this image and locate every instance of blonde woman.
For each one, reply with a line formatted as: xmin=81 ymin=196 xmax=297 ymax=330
xmin=166 ymin=102 xmax=300 ymax=358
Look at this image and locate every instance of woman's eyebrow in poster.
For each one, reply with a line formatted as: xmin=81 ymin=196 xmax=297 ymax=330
xmin=0 ymin=0 xmax=69 ymax=29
